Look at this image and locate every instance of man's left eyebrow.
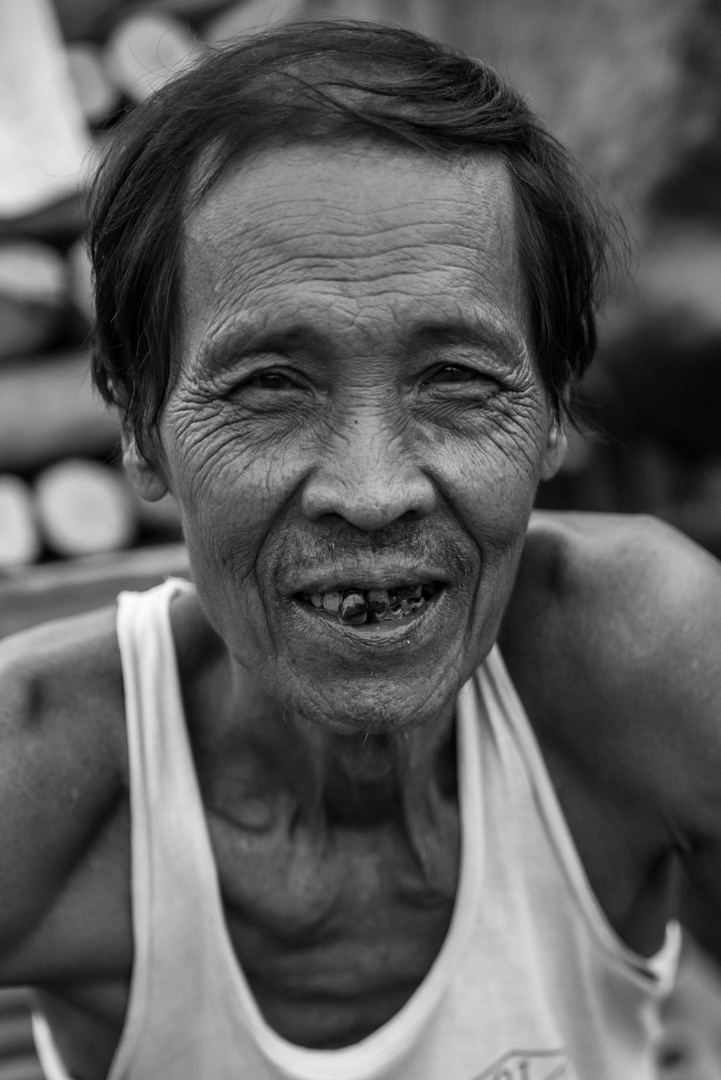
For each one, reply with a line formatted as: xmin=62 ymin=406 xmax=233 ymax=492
xmin=410 ymin=315 xmax=527 ymax=361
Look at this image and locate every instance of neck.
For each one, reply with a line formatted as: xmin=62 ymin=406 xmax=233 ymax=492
xmin=305 ymin=711 xmax=457 ymax=825
xmin=173 ymin=588 xmax=459 ymax=882
xmin=289 ymin=706 xmax=459 ymax=896
xmin=223 ymin=653 xmax=458 ymax=846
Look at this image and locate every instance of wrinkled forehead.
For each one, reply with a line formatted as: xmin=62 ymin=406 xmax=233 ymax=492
xmin=180 ymin=141 xmax=529 ymax=355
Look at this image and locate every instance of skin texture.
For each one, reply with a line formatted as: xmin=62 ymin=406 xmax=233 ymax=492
xmin=0 ymin=515 xmax=721 ymax=1074
xmin=129 ymin=143 xmax=563 ymax=777
xmin=0 ymin=145 xmax=720 ymax=1078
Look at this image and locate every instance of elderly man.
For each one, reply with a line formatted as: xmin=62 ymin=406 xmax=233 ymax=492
xmin=0 ymin=19 xmax=719 ymax=1080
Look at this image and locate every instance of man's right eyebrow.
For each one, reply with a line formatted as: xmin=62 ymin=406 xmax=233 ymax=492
xmin=193 ymin=320 xmax=325 ymax=372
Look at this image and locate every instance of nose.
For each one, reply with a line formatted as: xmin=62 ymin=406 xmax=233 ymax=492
xmin=301 ymin=410 xmax=437 ymax=531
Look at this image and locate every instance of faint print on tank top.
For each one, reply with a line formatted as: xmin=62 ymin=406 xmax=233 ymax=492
xmin=473 ymin=1049 xmax=569 ymax=1080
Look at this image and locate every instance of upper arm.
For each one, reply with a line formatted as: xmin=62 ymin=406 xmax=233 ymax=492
xmin=556 ymin=514 xmax=721 ymax=880
xmin=612 ymin=518 xmax=721 ymax=840
xmin=505 ymin=513 xmax=721 ymax=947
xmin=644 ymin=523 xmax=721 ymax=923
xmin=0 ymin=608 xmax=127 ymax=981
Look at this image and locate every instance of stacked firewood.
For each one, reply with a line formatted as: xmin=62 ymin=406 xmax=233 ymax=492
xmin=9 ymin=0 xmax=721 ymax=573
xmin=0 ymin=0 xmax=311 ymax=571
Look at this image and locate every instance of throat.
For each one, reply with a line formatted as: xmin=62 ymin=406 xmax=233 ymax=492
xmin=314 ymin=718 xmax=458 ymax=830
xmin=321 ymin=733 xmax=405 ymax=823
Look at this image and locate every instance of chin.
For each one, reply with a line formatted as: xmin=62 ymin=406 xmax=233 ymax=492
xmin=282 ymin=666 xmax=462 ymax=738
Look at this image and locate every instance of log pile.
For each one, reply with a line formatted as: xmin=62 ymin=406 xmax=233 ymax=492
xmin=0 ymin=0 xmax=315 ymax=573
xmin=0 ymin=0 xmax=344 ymax=573
xmin=3 ymin=0 xmax=721 ymax=572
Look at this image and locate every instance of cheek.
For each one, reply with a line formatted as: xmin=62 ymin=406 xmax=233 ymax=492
xmin=162 ymin=410 xmax=304 ymax=574
xmin=428 ymin=406 xmax=548 ymax=545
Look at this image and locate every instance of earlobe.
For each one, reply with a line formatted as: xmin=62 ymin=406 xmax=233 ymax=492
xmin=540 ymin=420 xmax=568 ymax=481
xmin=122 ymin=430 xmax=169 ymax=502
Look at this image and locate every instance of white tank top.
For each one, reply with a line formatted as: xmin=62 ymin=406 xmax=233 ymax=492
xmin=35 ymin=577 xmax=680 ymax=1080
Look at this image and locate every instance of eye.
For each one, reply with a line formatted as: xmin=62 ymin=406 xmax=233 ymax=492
xmin=244 ymin=369 xmax=299 ymax=391
xmin=424 ymin=363 xmax=490 ymax=385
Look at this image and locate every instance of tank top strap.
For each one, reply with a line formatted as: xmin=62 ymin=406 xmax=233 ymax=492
xmin=477 ymin=645 xmax=681 ymax=993
xmin=110 ymin=576 xmax=222 ymax=1080
xmin=116 ymin=575 xmax=199 ymax=822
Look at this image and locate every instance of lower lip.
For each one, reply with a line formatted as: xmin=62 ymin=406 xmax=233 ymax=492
xmin=292 ymin=589 xmax=444 ymax=643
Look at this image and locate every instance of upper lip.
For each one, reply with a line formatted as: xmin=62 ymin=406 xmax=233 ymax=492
xmin=286 ymin=567 xmax=449 ymax=595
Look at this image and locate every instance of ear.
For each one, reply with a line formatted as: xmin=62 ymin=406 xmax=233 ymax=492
xmin=121 ymin=428 xmax=169 ymax=502
xmin=540 ymin=417 xmax=568 ymax=481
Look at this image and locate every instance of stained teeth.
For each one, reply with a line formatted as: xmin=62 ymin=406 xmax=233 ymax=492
xmin=322 ymin=590 xmax=342 ymax=614
xmin=396 ymin=584 xmax=423 ymax=600
xmin=305 ymin=583 xmax=440 ymax=624
xmin=366 ymin=589 xmax=389 ymax=614
xmin=340 ymin=592 xmax=367 ymax=625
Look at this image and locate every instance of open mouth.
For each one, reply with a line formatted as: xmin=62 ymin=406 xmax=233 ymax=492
xmin=297 ymin=582 xmax=442 ymax=626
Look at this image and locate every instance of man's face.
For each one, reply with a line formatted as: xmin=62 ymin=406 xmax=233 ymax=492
xmin=148 ymin=142 xmax=561 ymax=734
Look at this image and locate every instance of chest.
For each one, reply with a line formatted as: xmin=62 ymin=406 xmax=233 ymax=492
xmin=43 ymin=737 xmax=674 ymax=1074
xmin=205 ymin=806 xmax=460 ymax=1048
xmin=40 ymin=811 xmax=458 ymax=1080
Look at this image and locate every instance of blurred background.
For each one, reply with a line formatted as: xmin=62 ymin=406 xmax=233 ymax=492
xmin=1 ymin=0 xmax=721 ymax=571
xmin=0 ymin=1 xmax=720 ymax=1077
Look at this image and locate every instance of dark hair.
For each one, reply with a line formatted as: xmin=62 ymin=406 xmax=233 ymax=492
xmin=88 ymin=19 xmax=617 ymax=459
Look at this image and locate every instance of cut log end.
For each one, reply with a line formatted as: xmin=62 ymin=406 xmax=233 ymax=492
xmin=0 ymin=476 xmax=42 ymax=568
xmin=35 ymin=458 xmax=139 ymax=557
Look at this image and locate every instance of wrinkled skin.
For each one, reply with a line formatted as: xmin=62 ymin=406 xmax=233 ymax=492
xmin=128 ymin=142 xmax=565 ymax=757
xmin=4 ymin=142 xmax=721 ymax=1075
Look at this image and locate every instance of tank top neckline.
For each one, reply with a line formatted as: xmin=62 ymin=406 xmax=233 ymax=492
xmin=112 ymin=577 xmax=680 ymax=1080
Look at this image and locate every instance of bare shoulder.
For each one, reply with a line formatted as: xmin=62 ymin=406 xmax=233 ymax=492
xmin=0 ymin=603 xmax=127 ymax=765
xmin=502 ymin=510 xmax=721 ymax=828
xmin=516 ymin=509 xmax=721 ymax=658
xmin=0 ymin=606 xmax=128 ymax=977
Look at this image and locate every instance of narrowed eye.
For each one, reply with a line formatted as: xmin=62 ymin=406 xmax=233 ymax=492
xmin=425 ymin=364 xmax=486 ymax=385
xmin=244 ymin=369 xmax=299 ymax=391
